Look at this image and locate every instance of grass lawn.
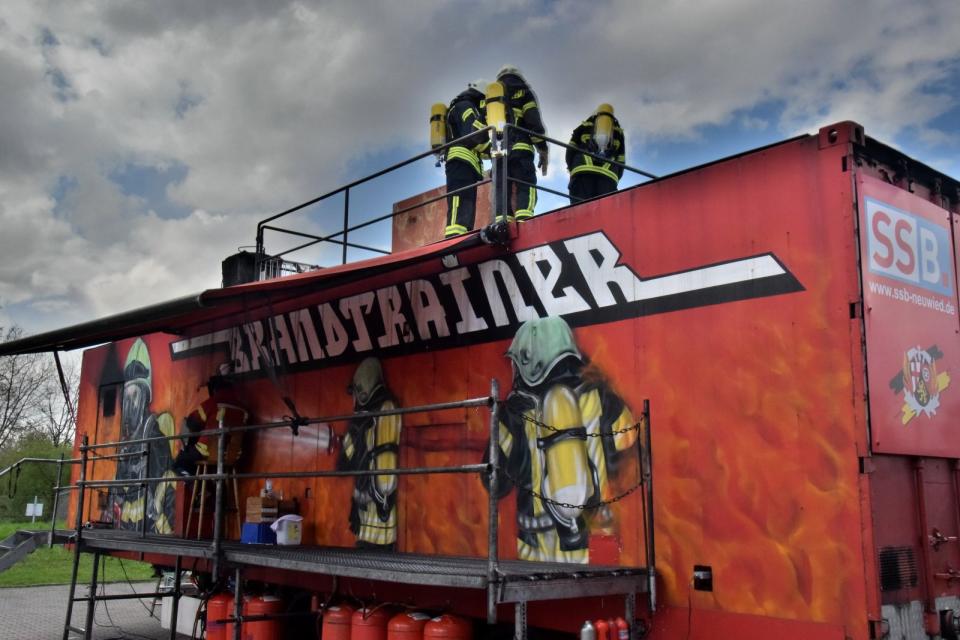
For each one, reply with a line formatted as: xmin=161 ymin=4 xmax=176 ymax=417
xmin=0 ymin=520 xmax=156 ymax=588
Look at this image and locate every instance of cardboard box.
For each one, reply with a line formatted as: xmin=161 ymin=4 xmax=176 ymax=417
xmin=245 ymin=496 xmax=278 ymax=523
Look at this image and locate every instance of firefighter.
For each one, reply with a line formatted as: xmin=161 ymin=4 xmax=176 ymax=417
xmin=566 ymin=105 xmax=625 ymax=202
xmin=173 ymin=376 xmax=248 ymax=477
xmin=336 ymin=357 xmax=402 ymax=550
xmin=110 ymin=338 xmax=177 ymax=535
xmin=444 ymin=80 xmax=490 ymax=238
xmin=496 ymin=65 xmax=548 ymax=223
xmin=485 ymin=316 xmax=638 ymax=563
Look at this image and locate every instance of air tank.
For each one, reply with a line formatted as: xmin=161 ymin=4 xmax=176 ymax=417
xmin=593 ymin=104 xmax=615 ymax=156
xmin=484 ymin=82 xmax=506 ymax=134
xmin=430 ymin=103 xmax=448 ymax=151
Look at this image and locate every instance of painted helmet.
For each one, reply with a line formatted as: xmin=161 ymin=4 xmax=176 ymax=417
xmin=349 ymin=357 xmax=385 ymax=407
xmin=506 ymin=317 xmax=582 ymax=387
xmin=124 ymin=338 xmax=152 ymax=389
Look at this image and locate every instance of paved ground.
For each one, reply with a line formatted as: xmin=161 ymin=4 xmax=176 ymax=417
xmin=0 ymin=582 xmax=193 ymax=640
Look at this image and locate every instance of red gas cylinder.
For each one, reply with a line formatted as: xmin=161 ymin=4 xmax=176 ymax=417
xmin=612 ymin=617 xmax=629 ymax=640
xmin=323 ymin=604 xmax=356 ymax=640
xmin=423 ymin=614 xmax=473 ymax=640
xmin=206 ymin=592 xmax=235 ymax=640
xmin=594 ymin=618 xmax=610 ymax=640
xmin=388 ymin=611 xmax=430 ymax=640
xmin=243 ymin=594 xmax=284 ymax=640
xmin=351 ymin=607 xmax=392 ymax=640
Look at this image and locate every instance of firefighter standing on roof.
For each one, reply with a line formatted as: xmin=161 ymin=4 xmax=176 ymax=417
xmin=567 ymin=105 xmax=626 ymax=202
xmin=336 ymin=357 xmax=402 ymax=550
xmin=443 ymin=80 xmax=490 ymax=238
xmin=496 ymin=65 xmax=548 ymax=222
xmin=484 ymin=317 xmax=638 ymax=563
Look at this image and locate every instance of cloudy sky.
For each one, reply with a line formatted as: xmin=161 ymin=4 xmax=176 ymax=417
xmin=1 ymin=0 xmax=959 ymax=338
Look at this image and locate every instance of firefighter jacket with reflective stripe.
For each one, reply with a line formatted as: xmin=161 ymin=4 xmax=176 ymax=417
xmin=498 ymin=73 xmax=546 ymax=156
xmin=566 ymin=114 xmax=626 ymax=184
xmin=445 ymin=89 xmax=489 ymax=176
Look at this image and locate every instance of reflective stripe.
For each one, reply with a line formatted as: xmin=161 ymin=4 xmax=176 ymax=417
xmin=516 ymin=185 xmax=536 ymax=218
xmin=570 ymin=163 xmax=620 ymax=183
xmin=495 ymin=214 xmax=515 ymax=223
xmin=446 ymin=147 xmax=482 ymax=174
xmin=449 ymin=195 xmax=459 ymax=227
xmin=445 ymin=223 xmax=468 ymax=237
xmin=511 ymin=142 xmax=534 ymax=153
xmin=522 ymin=101 xmax=537 ymax=113
xmin=461 ymin=107 xmax=475 ymax=122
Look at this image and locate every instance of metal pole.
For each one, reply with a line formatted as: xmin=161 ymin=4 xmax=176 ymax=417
xmin=233 ymin=567 xmax=243 ymax=640
xmin=342 ymin=187 xmax=350 ymax=264
xmin=140 ymin=442 xmax=149 ymax=538
xmin=82 ymin=552 xmax=100 ymax=640
xmin=169 ymin=554 xmax=182 ymax=640
xmin=212 ymin=418 xmax=227 ymax=578
xmin=61 ymin=435 xmax=88 ymax=640
xmin=642 ymin=400 xmax=656 ymax=613
xmin=50 ymin=452 xmax=64 ymax=547
xmin=487 ymin=378 xmax=500 ymax=625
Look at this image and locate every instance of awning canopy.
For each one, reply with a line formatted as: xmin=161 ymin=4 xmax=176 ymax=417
xmin=0 ymin=234 xmax=477 ymax=356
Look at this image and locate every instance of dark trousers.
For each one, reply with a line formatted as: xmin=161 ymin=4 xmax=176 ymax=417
xmin=569 ymin=172 xmax=618 ymax=203
xmin=445 ymin=160 xmax=481 ymax=237
xmin=508 ymin=153 xmax=537 ymax=220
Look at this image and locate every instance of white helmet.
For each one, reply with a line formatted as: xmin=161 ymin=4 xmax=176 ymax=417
xmin=497 ymin=65 xmax=523 ymax=81
xmin=467 ymin=78 xmax=487 ymax=92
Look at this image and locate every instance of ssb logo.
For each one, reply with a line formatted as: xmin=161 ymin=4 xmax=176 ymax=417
xmin=865 ymin=196 xmax=953 ymax=296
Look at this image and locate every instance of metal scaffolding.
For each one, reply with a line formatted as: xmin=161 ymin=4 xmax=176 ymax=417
xmin=49 ymin=380 xmax=654 ymax=640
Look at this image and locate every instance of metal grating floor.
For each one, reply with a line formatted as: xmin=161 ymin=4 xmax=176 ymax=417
xmin=79 ymin=529 xmax=649 ymax=602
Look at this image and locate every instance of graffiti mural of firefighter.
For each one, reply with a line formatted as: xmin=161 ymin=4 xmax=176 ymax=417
xmin=109 ymin=338 xmax=177 ymax=534
xmin=336 ymin=357 xmax=402 ymax=550
xmin=487 ymin=316 xmax=638 ymax=563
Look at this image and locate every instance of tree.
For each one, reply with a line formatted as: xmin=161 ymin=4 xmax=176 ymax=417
xmin=36 ymin=359 xmax=79 ymax=448
xmin=0 ymin=433 xmax=71 ymax=521
xmin=0 ymin=327 xmax=48 ymax=451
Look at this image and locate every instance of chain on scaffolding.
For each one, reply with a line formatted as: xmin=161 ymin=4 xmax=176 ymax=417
xmin=496 ymin=408 xmax=647 ymax=510
xmin=499 ymin=465 xmax=644 ymax=511
xmin=506 ymin=408 xmax=647 ymax=437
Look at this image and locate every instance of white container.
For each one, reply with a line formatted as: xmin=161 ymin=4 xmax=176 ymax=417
xmin=270 ymin=514 xmax=303 ymax=545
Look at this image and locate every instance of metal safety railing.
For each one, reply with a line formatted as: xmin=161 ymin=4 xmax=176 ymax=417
xmin=253 ymin=122 xmax=657 ymax=276
xmin=19 ymin=381 xmax=656 ymax=640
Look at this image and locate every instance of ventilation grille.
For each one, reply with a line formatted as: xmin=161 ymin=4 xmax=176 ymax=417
xmin=878 ymin=546 xmax=919 ymax=592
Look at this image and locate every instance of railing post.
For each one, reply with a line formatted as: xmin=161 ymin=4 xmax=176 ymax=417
xmin=140 ymin=442 xmax=149 ymax=538
xmin=62 ymin=435 xmax=88 ymax=640
xmin=83 ymin=551 xmax=100 ymax=640
xmin=169 ymin=554 xmax=182 ymax=640
xmin=342 ymin=187 xmax=350 ymax=264
xmin=641 ymin=399 xmax=656 ymax=613
xmin=212 ymin=417 xmax=227 ymax=578
xmin=49 ymin=452 xmax=64 ymax=547
xmin=487 ymin=378 xmax=500 ymax=625
xmin=233 ymin=567 xmax=243 ymax=640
